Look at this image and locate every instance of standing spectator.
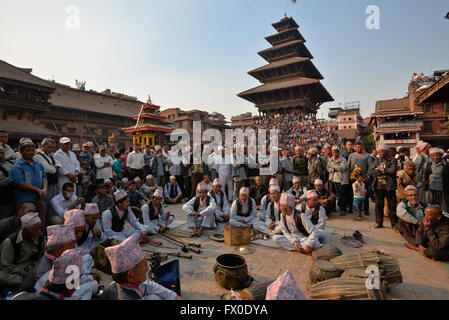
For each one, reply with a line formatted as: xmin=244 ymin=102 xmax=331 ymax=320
xmin=8 ymin=143 xmax=47 ymax=231
xmin=79 ymin=142 xmax=96 ymax=184
xmin=370 ymin=144 xmax=398 ymax=229
xmin=396 ymin=147 xmax=411 ymax=171
xmin=328 ymin=146 xmax=349 ymax=216
xmin=307 ymin=147 xmax=324 ymax=189
xmin=162 ymin=144 xmax=171 ymax=186
xmin=216 ymin=146 xmax=233 ymax=202
xmin=348 ymin=142 xmax=373 ymax=216
xmin=280 ymin=149 xmax=295 ymax=192
xmin=423 ymin=148 xmax=449 ymax=213
xmin=112 ymin=153 xmax=124 ymax=180
xmin=119 ymin=147 xmax=128 ymax=179
xmin=54 ymin=137 xmax=80 ymax=194
xmin=292 ymin=146 xmax=308 ymax=191
xmin=0 ymin=130 xmax=17 ymax=161
xmin=143 ymin=145 xmax=153 ymax=178
xmin=94 ymin=145 xmax=114 ymax=184
xmin=72 ymin=144 xmax=81 ymax=159
xmin=151 ymin=148 xmax=166 ymax=187
xmin=352 ymin=173 xmax=366 ymax=221
xmin=126 ymin=145 xmax=144 ymax=181
xmin=414 ymin=141 xmax=430 ymax=176
xmin=168 ymin=148 xmax=183 ymax=196
xmin=342 ymin=141 xmax=355 ymax=160
xmin=396 ymin=162 xmax=422 ymax=203
xmin=33 ymin=138 xmax=61 ymax=214
xmin=181 ymin=145 xmax=192 ymax=200
xmin=232 ymin=145 xmax=247 ymax=200
xmin=0 ymin=146 xmax=15 ymax=219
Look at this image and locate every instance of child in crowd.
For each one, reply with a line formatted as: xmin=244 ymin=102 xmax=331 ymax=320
xmin=352 ymin=173 xmax=366 ymax=221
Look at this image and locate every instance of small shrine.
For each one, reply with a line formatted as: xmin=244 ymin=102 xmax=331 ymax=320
xmin=122 ymin=95 xmax=173 ymax=147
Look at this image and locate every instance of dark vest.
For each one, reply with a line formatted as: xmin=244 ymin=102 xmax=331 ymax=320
xmin=282 ymin=209 xmax=310 ymax=237
xmin=268 ymin=200 xmax=280 ymax=222
xmin=236 ymin=199 xmax=254 ymax=217
xmin=402 ymin=201 xmax=428 ymax=218
xmin=101 ymin=282 xmax=142 ymax=300
xmin=299 ymin=203 xmax=320 ymax=226
xmin=36 ymin=152 xmax=58 ymax=185
xmin=210 ymin=190 xmax=224 ymax=211
xmin=193 ymin=196 xmax=211 ymax=212
xmin=110 ymin=206 xmax=128 ymax=233
xmin=8 ymin=231 xmax=44 ymax=265
xmin=147 ymin=201 xmax=161 ymax=221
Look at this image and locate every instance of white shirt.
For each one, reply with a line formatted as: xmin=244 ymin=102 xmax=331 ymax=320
xmin=126 ymin=151 xmax=144 ymax=170
xmin=33 ymin=149 xmax=62 ymax=174
xmin=303 ymin=204 xmax=327 ymax=230
xmin=54 ymin=149 xmax=80 ymax=176
xmin=215 ymin=154 xmax=233 ymax=177
xmin=1 ymin=143 xmax=17 ymax=161
xmin=50 ymin=192 xmax=81 ymax=218
xmin=94 ymin=155 xmax=114 ymax=180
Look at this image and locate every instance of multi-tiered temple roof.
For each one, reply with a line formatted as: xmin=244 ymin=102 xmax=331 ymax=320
xmin=238 ymin=16 xmax=333 ymax=115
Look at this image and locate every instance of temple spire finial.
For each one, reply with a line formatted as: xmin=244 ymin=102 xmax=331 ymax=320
xmin=284 ymin=12 xmax=287 ymax=19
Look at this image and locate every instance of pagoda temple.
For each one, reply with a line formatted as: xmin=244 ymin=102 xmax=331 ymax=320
xmin=238 ymin=15 xmax=333 ymax=116
xmin=122 ymin=96 xmax=174 ymax=147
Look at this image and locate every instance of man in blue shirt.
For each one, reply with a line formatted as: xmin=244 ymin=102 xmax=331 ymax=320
xmin=9 ymin=143 xmax=47 ymax=231
xmin=127 ymin=181 xmax=145 ymax=221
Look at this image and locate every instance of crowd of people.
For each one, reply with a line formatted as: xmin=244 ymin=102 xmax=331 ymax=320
xmin=0 ymin=121 xmax=448 ymax=300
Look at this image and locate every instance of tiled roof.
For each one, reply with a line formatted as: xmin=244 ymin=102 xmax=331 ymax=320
xmin=0 ymin=60 xmax=54 ymax=90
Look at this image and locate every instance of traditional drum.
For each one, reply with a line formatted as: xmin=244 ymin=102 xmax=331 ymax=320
xmin=312 ymin=245 xmax=343 ymax=261
xmin=340 ymin=268 xmax=369 ymax=279
xmin=310 ymin=278 xmax=388 ymax=300
xmin=330 ymin=250 xmax=380 ymax=270
xmin=378 ymin=254 xmax=402 ymax=291
xmin=309 ymin=260 xmax=342 ymax=284
xmin=330 ymin=250 xmax=403 ymax=291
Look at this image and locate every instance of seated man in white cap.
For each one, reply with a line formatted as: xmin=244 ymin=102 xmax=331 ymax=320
xmin=296 ymin=190 xmax=327 ymax=232
xmin=0 ymin=212 xmax=44 ymax=293
xmin=14 ymin=248 xmax=84 ymax=300
xmin=313 ymin=178 xmax=337 ymax=216
xmin=229 ymin=187 xmax=258 ymax=227
xmin=287 ymin=176 xmax=305 ymax=206
xmin=183 ymin=182 xmax=217 ymax=237
xmin=102 ymin=235 xmax=182 ymax=300
xmin=253 ymin=185 xmax=282 ymax=235
xmin=142 ymin=188 xmax=174 ymax=234
xmin=259 ymin=178 xmax=280 ymax=215
xmin=164 ymin=176 xmax=183 ymax=204
xmin=79 ymin=203 xmax=106 ymax=253
xmin=21 ymin=225 xmax=76 ymax=293
xmin=272 ymin=193 xmax=322 ymax=255
xmin=208 ymin=178 xmax=231 ymax=224
xmin=424 ymin=147 xmax=449 ymax=213
xmin=101 ymin=190 xmax=153 ymax=245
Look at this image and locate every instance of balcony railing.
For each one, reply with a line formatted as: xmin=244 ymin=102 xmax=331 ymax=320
xmin=378 ymin=121 xmax=423 ymax=128
xmin=0 ymin=92 xmax=51 ymax=107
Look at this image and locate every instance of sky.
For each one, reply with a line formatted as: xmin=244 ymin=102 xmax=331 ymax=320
xmin=0 ymin=0 xmax=448 ymax=121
